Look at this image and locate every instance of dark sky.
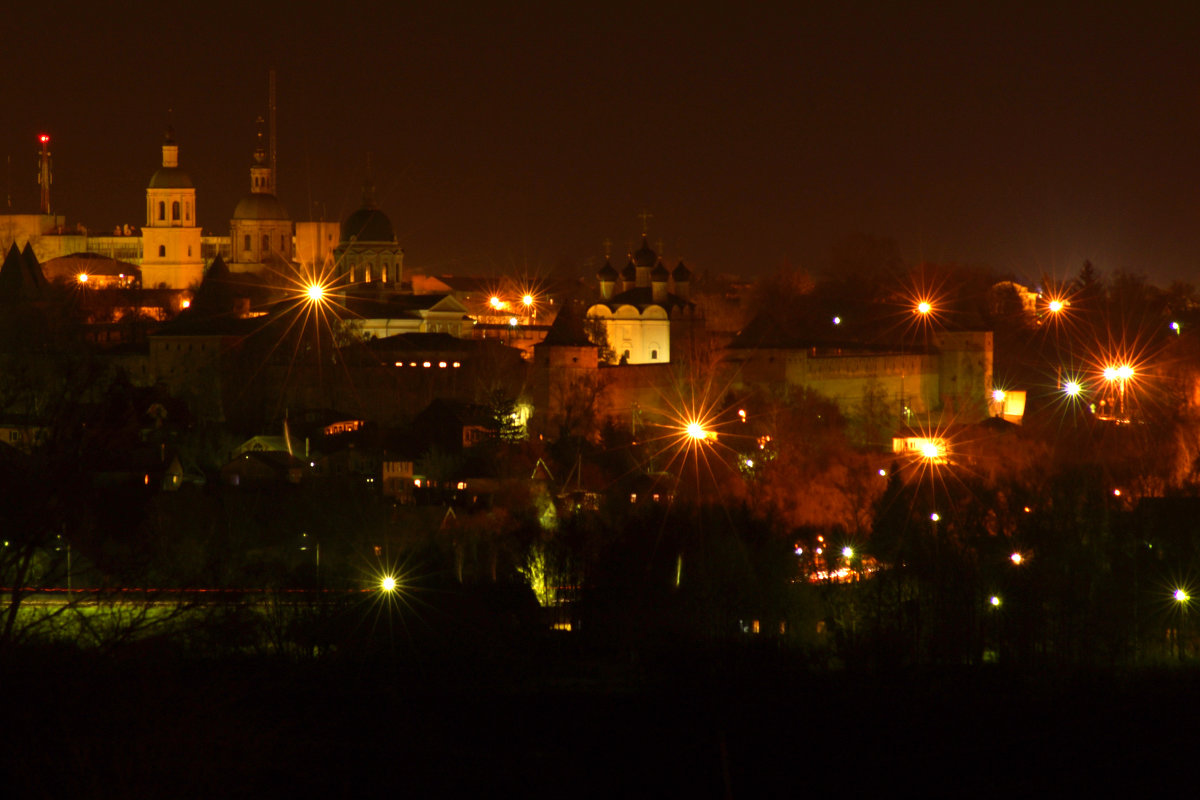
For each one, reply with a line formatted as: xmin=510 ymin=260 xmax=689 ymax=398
xmin=5 ymin=2 xmax=1200 ymax=286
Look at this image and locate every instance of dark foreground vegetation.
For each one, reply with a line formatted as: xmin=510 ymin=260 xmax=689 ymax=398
xmin=6 ymin=627 xmax=1200 ymax=797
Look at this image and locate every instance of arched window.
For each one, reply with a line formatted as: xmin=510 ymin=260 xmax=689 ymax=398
xmin=158 ymin=245 xmax=166 ymax=257
xmin=262 ymin=234 xmax=270 ymax=253
xmin=381 ymin=263 xmax=388 ymax=283
xmin=185 ymin=203 xmax=191 ymax=221
xmin=243 ymin=234 xmax=251 ymax=253
xmin=187 ymin=246 xmax=192 ymax=257
xmin=172 ymin=201 xmax=180 ymax=221
xmin=157 ymin=202 xmax=165 ymax=221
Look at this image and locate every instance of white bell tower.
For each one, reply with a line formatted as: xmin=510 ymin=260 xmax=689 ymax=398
xmin=141 ymin=128 xmax=203 ymax=289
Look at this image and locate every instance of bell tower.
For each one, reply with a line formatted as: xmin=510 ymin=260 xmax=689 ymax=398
xmin=141 ymin=128 xmax=203 ymax=289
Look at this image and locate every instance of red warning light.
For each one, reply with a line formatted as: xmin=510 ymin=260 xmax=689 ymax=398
xmin=38 ymin=134 xmax=50 ymax=144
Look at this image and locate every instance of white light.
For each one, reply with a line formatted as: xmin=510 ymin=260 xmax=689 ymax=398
xmin=930 ymin=512 xmax=940 ymax=522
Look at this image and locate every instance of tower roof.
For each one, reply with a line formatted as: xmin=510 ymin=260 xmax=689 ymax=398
xmin=233 ymin=193 xmax=289 ymax=221
xmin=341 ymin=181 xmax=396 ymax=243
xmin=149 ymin=128 xmax=193 ymax=189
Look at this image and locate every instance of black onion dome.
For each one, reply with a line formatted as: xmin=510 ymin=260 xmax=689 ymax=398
xmin=651 ymin=260 xmax=669 ymax=280
xmin=633 ymin=236 xmax=656 ymax=267
xmin=597 ymin=259 xmax=618 ymax=281
xmin=621 ymin=258 xmax=636 ymax=280
xmin=672 ymin=260 xmax=691 ymax=281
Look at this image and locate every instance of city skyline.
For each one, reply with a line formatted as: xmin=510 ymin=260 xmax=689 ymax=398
xmin=5 ymin=3 xmax=1200 ymax=285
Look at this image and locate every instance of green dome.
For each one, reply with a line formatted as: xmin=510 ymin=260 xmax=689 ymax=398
xmin=148 ymin=167 xmax=193 ymax=189
xmin=234 ymin=193 xmax=289 ymax=221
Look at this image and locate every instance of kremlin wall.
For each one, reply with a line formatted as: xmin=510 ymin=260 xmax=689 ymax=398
xmin=0 ymin=130 xmax=994 ymax=453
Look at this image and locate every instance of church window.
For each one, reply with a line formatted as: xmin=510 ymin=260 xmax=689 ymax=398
xmin=262 ymin=234 xmax=270 ymax=253
xmin=187 ymin=246 xmax=192 ymax=257
xmin=651 ymin=349 xmax=658 ymax=360
xmin=158 ymin=245 xmax=166 ymax=257
xmin=172 ymin=201 xmax=180 ymax=221
xmin=365 ymin=266 xmax=372 ymax=283
xmin=244 ymin=234 xmax=251 ymax=253
xmin=185 ymin=203 xmax=191 ymax=221
xmin=381 ymin=262 xmax=388 ymax=282
xmin=157 ymin=202 xmax=165 ymax=221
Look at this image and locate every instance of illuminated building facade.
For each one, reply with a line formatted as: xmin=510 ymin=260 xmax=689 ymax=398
xmin=586 ymin=236 xmax=694 ymax=365
xmin=333 ymin=181 xmax=404 ymax=290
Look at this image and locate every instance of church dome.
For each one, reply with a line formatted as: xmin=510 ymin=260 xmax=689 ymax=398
xmin=651 ymin=260 xmax=669 ymax=281
xmin=233 ymin=193 xmax=289 ymax=221
xmin=597 ymin=259 xmax=618 ymax=281
xmin=621 ymin=258 xmax=636 ymax=281
xmin=633 ymin=236 xmax=656 ymax=267
xmin=148 ymin=167 xmax=193 ymax=189
xmin=672 ymin=260 xmax=691 ymax=281
xmin=342 ymin=206 xmax=396 ymax=243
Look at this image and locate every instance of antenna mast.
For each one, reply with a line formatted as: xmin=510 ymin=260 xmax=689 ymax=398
xmin=269 ymin=68 xmax=277 ymax=195
xmin=37 ymin=134 xmax=51 ymax=215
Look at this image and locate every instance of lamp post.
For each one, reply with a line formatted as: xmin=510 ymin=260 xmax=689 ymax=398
xmin=1102 ymin=364 xmax=1134 ymax=420
xmin=1174 ymin=588 xmax=1189 ymax=660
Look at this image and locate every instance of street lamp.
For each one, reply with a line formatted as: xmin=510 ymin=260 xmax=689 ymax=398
xmin=1174 ymin=588 xmax=1190 ymax=660
xmin=1102 ymin=364 xmax=1134 ymax=419
xmin=381 ymin=575 xmax=398 ymax=593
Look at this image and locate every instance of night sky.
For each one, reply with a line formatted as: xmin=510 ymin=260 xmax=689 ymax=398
xmin=5 ymin=2 xmax=1200 ymax=285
